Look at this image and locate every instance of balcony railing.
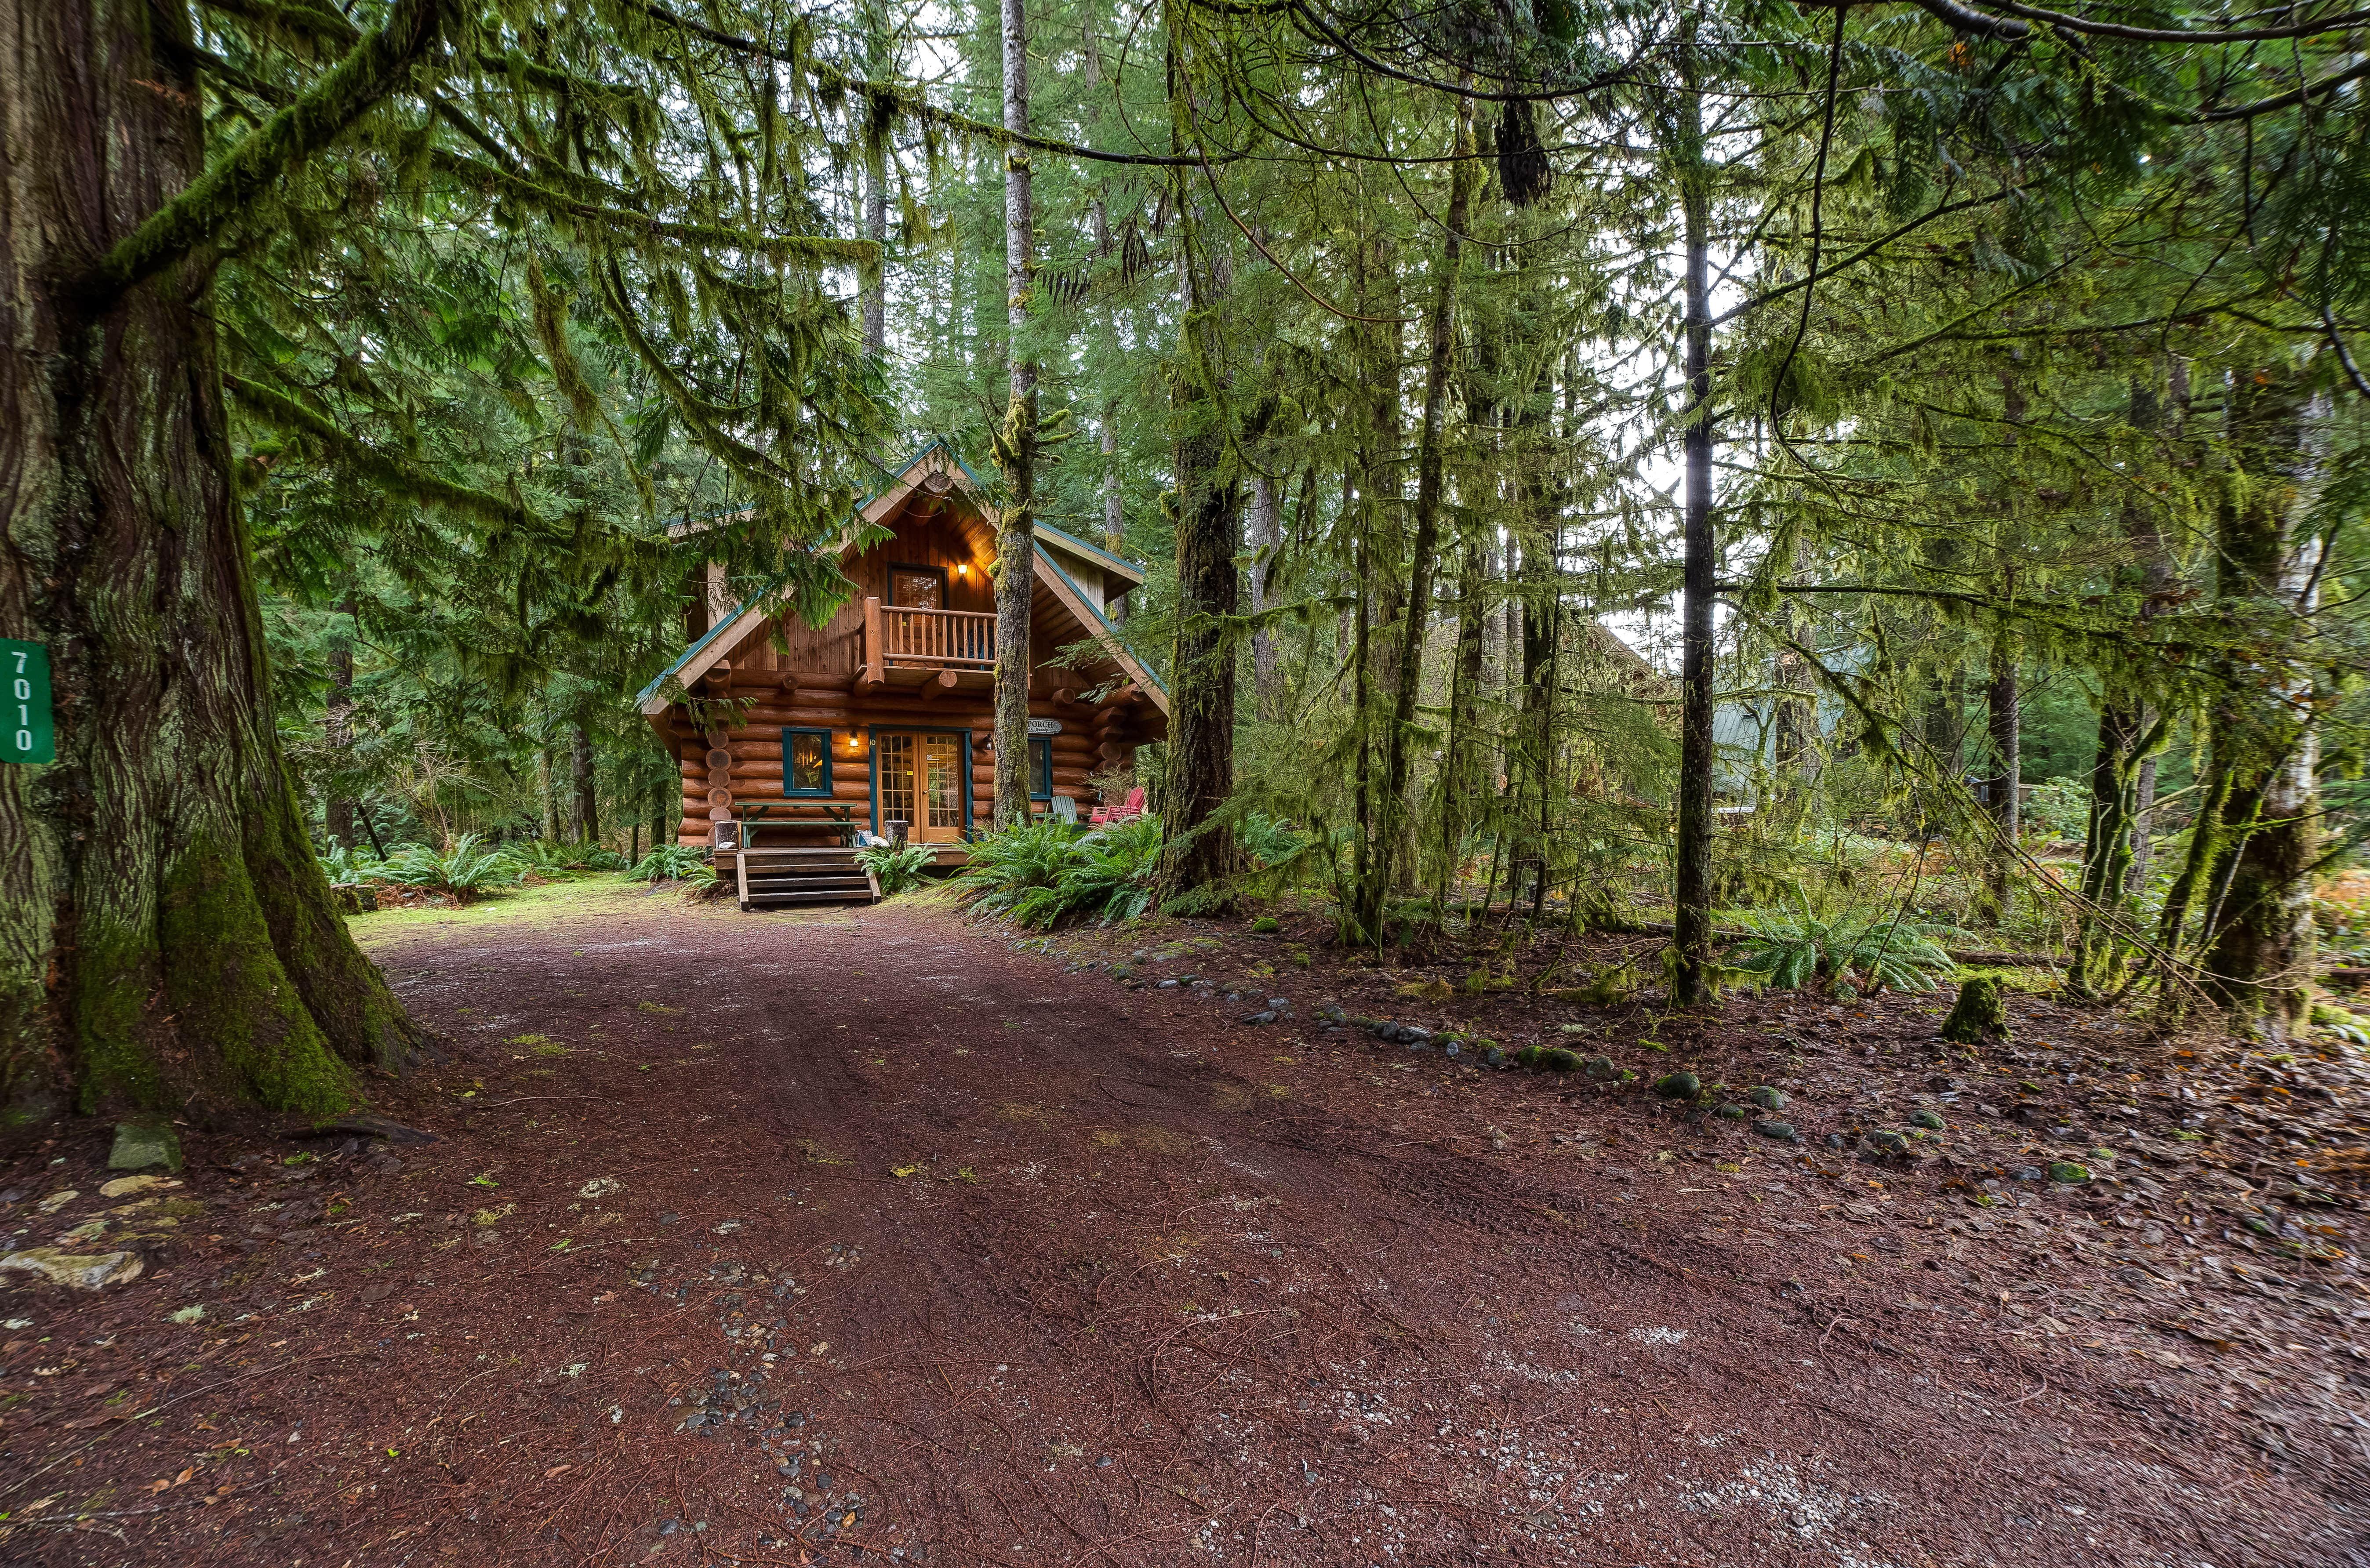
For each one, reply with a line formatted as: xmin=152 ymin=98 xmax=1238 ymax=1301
xmin=862 ymin=598 xmax=995 ymax=682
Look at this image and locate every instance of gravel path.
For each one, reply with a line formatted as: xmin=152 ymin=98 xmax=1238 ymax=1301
xmin=0 ymin=883 xmax=2354 ymax=1565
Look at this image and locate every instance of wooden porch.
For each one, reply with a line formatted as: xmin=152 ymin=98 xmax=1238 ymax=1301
xmin=861 ymin=600 xmax=996 ymax=692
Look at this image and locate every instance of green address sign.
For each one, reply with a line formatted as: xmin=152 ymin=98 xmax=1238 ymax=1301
xmin=3 ymin=639 xmax=54 ymax=765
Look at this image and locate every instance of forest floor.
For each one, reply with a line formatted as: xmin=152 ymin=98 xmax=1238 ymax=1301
xmin=1 ymin=877 xmax=2366 ymax=1566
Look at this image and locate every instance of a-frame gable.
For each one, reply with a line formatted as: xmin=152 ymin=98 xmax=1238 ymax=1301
xmin=638 ymin=440 xmax=1159 ymax=719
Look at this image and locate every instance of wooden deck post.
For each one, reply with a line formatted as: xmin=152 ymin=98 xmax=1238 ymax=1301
xmin=861 ymin=596 xmax=884 ymax=688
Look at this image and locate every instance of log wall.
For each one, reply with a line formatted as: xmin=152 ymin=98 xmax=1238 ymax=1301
xmin=669 ymin=665 xmax=1150 ymax=844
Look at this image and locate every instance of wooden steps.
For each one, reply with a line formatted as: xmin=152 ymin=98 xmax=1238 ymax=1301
xmin=733 ymin=847 xmax=880 ymax=910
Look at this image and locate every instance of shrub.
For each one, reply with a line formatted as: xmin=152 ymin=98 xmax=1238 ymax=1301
xmin=515 ymin=839 xmax=628 ymax=873
xmin=318 ymin=843 xmax=382 ymax=888
xmin=377 ymin=834 xmax=525 ymax=901
xmin=626 ymin=843 xmax=714 ymax=884
xmin=1730 ymin=895 xmax=1964 ymax=995
xmin=952 ymin=816 xmax=1161 ymax=929
xmin=857 ymin=841 xmax=936 ymax=896
xmin=2022 ymin=777 xmax=2091 ymax=847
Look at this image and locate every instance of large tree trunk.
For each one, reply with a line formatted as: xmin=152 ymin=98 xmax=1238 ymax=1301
xmin=1981 ymin=635 xmax=2018 ymax=922
xmin=990 ymin=0 xmax=1038 ymax=831
xmin=325 ymin=592 xmax=357 ymax=849
xmin=857 ymin=0 xmax=889 ymax=359
xmin=2200 ymin=374 xmax=2329 ymax=1037
xmin=571 ymin=721 xmax=598 ymax=845
xmin=1671 ymin=26 xmax=1718 ymax=1003
xmin=1247 ymin=472 xmax=1283 ymax=720
xmin=0 ymin=0 xmax=425 ymax=1122
xmin=1152 ymin=4 xmax=1240 ymax=904
xmin=1368 ymin=91 xmax=1476 ymax=939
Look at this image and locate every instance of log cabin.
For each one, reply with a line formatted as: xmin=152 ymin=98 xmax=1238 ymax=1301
xmin=635 ymin=440 xmax=1170 ymax=908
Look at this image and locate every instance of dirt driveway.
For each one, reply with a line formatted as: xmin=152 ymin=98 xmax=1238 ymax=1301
xmin=0 ymin=882 xmax=2356 ymax=1565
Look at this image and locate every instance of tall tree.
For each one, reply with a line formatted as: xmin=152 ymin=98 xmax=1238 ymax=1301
xmin=1670 ymin=20 xmax=1719 ymax=1003
xmin=990 ymin=0 xmax=1039 ymax=830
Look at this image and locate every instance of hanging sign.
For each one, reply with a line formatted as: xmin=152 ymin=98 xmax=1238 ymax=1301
xmin=1026 ymin=718 xmax=1063 ymax=737
xmin=1 ymin=640 xmax=53 ymax=764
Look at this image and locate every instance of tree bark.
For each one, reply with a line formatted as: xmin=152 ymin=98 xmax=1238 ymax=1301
xmin=0 ymin=0 xmax=425 ymax=1121
xmin=1367 ymin=90 xmax=1476 ymax=938
xmin=1247 ymin=472 xmax=1283 ymax=720
xmin=571 ymin=722 xmax=598 ymax=845
xmin=325 ymin=593 xmax=357 ymax=849
xmin=1981 ymin=635 xmax=2018 ymax=921
xmin=1152 ymin=4 xmax=1240 ymax=904
xmin=857 ymin=0 xmax=890 ymax=361
xmin=1672 ymin=25 xmax=1718 ymax=1003
xmin=990 ymin=0 xmax=1038 ymax=831
xmin=2200 ymin=375 xmax=2329 ymax=1037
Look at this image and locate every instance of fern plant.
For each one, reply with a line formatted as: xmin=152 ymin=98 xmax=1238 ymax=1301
xmin=515 ymin=839 xmax=628 ymax=873
xmin=378 ymin=834 xmax=525 ymax=901
xmin=1730 ymin=896 xmax=1964 ymax=995
xmin=952 ymin=817 xmax=1161 ymax=929
xmin=626 ymin=843 xmax=712 ymax=883
xmin=318 ymin=843 xmax=382 ymax=888
xmin=857 ymin=841 xmax=936 ymax=896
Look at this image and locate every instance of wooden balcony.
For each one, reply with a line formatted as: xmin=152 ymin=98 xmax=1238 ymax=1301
xmin=861 ymin=598 xmax=996 ymax=691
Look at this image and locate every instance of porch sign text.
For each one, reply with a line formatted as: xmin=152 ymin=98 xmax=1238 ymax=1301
xmin=2 ymin=640 xmax=53 ymax=764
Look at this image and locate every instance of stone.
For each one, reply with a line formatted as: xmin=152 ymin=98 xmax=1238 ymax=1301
xmin=1753 ymin=1122 xmax=1799 ymax=1143
xmin=109 ymin=1122 xmax=182 ymax=1173
xmin=36 ymin=1191 xmax=79 ymax=1214
xmin=1583 ymin=1055 xmax=1618 ymax=1082
xmin=1871 ymin=1130 xmax=1911 ymax=1155
xmin=1908 ymin=1109 xmax=1946 ymax=1131
xmin=1156 ymin=979 xmax=1181 ymax=990
xmin=1538 ymin=1047 xmax=1584 ymax=1073
xmin=1748 ymin=1085 xmax=1787 ymax=1111
xmin=1484 ymin=1046 xmax=1508 ymax=1068
xmin=1825 ymin=1132 xmax=1847 ymax=1149
xmin=1716 ymin=1103 xmax=1750 ymax=1120
xmin=578 ymin=1176 xmax=626 ymax=1200
xmin=1244 ymin=1011 xmax=1277 ymax=1025
xmin=99 ymin=1175 xmax=180 ymax=1201
xmin=0 ymin=1248 xmax=145 ymax=1290
xmin=1267 ymin=998 xmax=1290 ymax=1013
xmin=2048 ymin=1161 xmax=2091 ymax=1184
xmin=1652 ymin=1071 xmax=1701 ymax=1101
xmin=1251 ymin=917 xmax=1280 ymax=934
xmin=2010 ymin=1165 xmax=2046 ymax=1182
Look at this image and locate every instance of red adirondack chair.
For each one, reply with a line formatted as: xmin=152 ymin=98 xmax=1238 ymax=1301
xmin=1090 ymin=786 xmax=1146 ymax=827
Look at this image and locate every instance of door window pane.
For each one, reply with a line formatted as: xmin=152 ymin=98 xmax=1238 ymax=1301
xmin=879 ymin=733 xmax=916 ymax=830
xmin=925 ymin=735 xmax=963 ymax=832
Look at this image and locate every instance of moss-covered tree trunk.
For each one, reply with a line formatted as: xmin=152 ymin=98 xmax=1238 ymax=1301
xmin=990 ymin=0 xmax=1038 ymax=833
xmin=2200 ymin=369 xmax=2330 ymax=1038
xmin=0 ymin=0 xmax=426 ymax=1123
xmin=1151 ymin=2 xmax=1240 ymax=904
xmin=1670 ymin=25 xmax=1718 ymax=1004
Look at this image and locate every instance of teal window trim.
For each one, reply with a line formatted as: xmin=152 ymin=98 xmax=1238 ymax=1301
xmin=781 ymin=727 xmax=834 ymax=798
xmin=1029 ymin=737 xmax=1053 ymax=801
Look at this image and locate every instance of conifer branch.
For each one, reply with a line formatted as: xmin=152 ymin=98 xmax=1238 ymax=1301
xmin=93 ymin=0 xmax=447 ymax=303
xmin=225 ymin=373 xmax=535 ymax=532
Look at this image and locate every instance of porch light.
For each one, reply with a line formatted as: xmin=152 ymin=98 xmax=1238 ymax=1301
xmin=956 ymin=563 xmax=970 ymax=579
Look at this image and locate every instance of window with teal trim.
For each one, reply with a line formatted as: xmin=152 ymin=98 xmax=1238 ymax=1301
xmin=782 ymin=728 xmax=832 ymax=797
xmin=1030 ymin=737 xmax=1053 ymax=800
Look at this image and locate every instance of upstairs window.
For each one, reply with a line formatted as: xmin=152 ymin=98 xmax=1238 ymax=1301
xmin=782 ymin=728 xmax=832 ymax=798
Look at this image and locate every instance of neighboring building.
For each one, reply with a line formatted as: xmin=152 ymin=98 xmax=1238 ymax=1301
xmin=636 ymin=441 xmax=1168 ymax=902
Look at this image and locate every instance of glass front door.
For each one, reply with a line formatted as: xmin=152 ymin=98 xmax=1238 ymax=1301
xmin=876 ymin=733 xmax=967 ymax=843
